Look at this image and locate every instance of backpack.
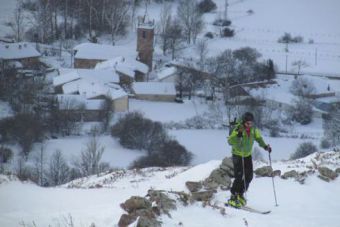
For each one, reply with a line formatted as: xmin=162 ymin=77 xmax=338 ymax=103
xmin=228 ymin=117 xmax=238 ymax=136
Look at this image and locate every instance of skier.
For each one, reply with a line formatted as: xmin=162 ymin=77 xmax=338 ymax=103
xmin=227 ymin=112 xmax=272 ymax=208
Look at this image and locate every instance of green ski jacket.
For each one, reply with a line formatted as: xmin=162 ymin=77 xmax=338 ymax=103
xmin=228 ymin=122 xmax=267 ymax=157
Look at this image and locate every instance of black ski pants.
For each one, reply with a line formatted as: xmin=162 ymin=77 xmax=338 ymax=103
xmin=230 ymin=154 xmax=253 ymax=195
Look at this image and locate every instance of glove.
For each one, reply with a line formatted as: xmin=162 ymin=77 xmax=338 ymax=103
xmin=265 ymin=145 xmax=272 ymax=153
xmin=237 ymin=128 xmax=243 ymax=137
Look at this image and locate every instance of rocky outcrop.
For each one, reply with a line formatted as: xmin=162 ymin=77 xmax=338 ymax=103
xmin=318 ymin=167 xmax=338 ymax=182
xmin=185 ymin=181 xmax=203 ymax=193
xmin=254 ymin=166 xmax=273 ymax=177
xmin=190 ymin=190 xmax=215 ymax=202
xmin=281 ymin=170 xmax=299 ymax=179
xmin=201 ymin=157 xmax=233 ymax=191
xmin=118 ymin=191 xmax=177 ymax=227
xmin=336 ymin=168 xmax=340 ymax=175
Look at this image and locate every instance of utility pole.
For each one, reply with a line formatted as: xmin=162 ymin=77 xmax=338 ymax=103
xmin=224 ymin=0 xmax=229 ymax=21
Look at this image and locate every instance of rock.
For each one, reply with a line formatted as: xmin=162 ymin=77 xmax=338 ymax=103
xmin=220 ymin=157 xmax=234 ymax=170
xmin=318 ymin=167 xmax=337 ymax=180
xmin=147 ymin=190 xmax=177 ymax=213
xmin=281 ymin=170 xmax=298 ymax=179
xmin=272 ymin=170 xmax=281 ymax=177
xmin=318 ymin=175 xmax=331 ymax=182
xmin=137 ymin=216 xmax=162 ymax=227
xmin=205 ymin=168 xmax=232 ymax=189
xmin=185 ymin=181 xmax=203 ymax=193
xmin=118 ymin=214 xmax=137 ymax=227
xmin=191 ymin=190 xmax=215 ymax=202
xmin=120 ymin=196 xmax=152 ymax=213
xmin=254 ymin=166 xmax=273 ymax=177
xmin=335 ymin=168 xmax=340 ymax=175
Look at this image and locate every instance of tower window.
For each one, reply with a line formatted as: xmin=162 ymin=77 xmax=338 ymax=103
xmin=142 ymin=31 xmax=146 ymax=39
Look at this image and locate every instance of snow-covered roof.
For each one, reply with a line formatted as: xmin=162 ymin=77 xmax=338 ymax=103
xmin=0 ymin=42 xmax=40 ymax=60
xmin=245 ymin=74 xmax=340 ymax=106
xmin=74 ymin=43 xmax=137 ymax=60
xmin=95 ymin=56 xmax=149 ymax=77
xmin=133 ymin=82 xmax=176 ymax=95
xmin=57 ymin=94 xmax=104 ymax=110
xmin=54 ymin=70 xmax=81 ymax=87
xmin=157 ymin=66 xmax=177 ymax=80
xmin=53 ymin=69 xmax=119 ymax=87
xmin=61 ymin=79 xmax=127 ymax=100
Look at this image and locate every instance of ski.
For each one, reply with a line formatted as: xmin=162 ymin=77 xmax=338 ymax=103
xmin=225 ymin=203 xmax=271 ymax=215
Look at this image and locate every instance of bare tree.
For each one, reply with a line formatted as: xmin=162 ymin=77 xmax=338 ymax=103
xmin=167 ymin=18 xmax=183 ymax=59
xmin=47 ymin=150 xmax=70 ymax=186
xmin=177 ymin=0 xmax=203 ymax=44
xmin=79 ymin=132 xmax=105 ymax=176
xmin=290 ymin=77 xmax=316 ymax=97
xmin=33 ymin=144 xmax=47 ymax=186
xmin=8 ymin=0 xmax=26 ymax=41
xmin=157 ymin=3 xmax=172 ymax=55
xmin=195 ymin=39 xmax=208 ymax=70
xmin=99 ymin=96 xmax=114 ymax=132
xmin=292 ymin=60 xmax=308 ymax=75
xmin=323 ymin=104 xmax=340 ymax=147
xmin=104 ymin=0 xmax=131 ymax=44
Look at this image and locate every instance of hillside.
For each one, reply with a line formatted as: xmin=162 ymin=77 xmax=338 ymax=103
xmin=0 ymin=151 xmax=339 ymax=226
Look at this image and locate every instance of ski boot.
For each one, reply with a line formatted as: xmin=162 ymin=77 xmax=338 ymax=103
xmin=227 ymin=194 xmax=242 ymax=208
xmin=237 ymin=194 xmax=247 ymax=207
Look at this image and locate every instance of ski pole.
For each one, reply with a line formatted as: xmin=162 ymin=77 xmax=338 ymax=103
xmin=269 ymin=152 xmax=278 ymax=206
xmin=241 ymin=155 xmax=247 ymax=198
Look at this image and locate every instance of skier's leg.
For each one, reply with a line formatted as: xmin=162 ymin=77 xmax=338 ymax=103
xmin=244 ymin=155 xmax=253 ymax=191
xmin=230 ymin=154 xmax=244 ymax=195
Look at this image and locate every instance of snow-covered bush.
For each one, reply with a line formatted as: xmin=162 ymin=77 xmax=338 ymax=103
xmin=205 ymin=32 xmax=214 ymax=39
xmin=320 ymin=138 xmax=331 ymax=149
xmin=265 ymin=119 xmax=280 ymax=137
xmin=322 ymin=104 xmax=340 ymax=147
xmin=290 ymin=77 xmax=316 ymax=97
xmin=278 ymin=32 xmax=304 ymax=43
xmin=288 ymin=97 xmax=313 ymax=125
xmin=46 ymin=150 xmax=70 ymax=186
xmin=222 ymin=27 xmax=234 ymax=37
xmin=130 ymin=140 xmax=192 ymax=168
xmin=0 ymin=114 xmax=45 ymax=155
xmin=198 ymin=0 xmax=217 ymax=13
xmin=290 ymin=142 xmax=318 ymax=160
xmin=111 ymin=112 xmax=168 ymax=151
xmin=213 ymin=19 xmax=231 ymax=27
xmin=0 ymin=146 xmax=13 ymax=163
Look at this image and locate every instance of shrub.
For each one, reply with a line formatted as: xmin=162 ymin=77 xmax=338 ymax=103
xmin=0 ymin=114 xmax=45 ymax=155
xmin=290 ymin=142 xmax=318 ymax=160
xmin=278 ymin=32 xmax=304 ymax=43
xmin=213 ymin=19 xmax=231 ymax=27
xmin=289 ymin=98 xmax=313 ymax=125
xmin=198 ymin=0 xmax=217 ymax=13
xmin=266 ymin=119 xmax=280 ymax=137
xmin=0 ymin=146 xmax=13 ymax=163
xmin=205 ymin=32 xmax=214 ymax=39
xmin=111 ymin=112 xmax=168 ymax=151
xmin=222 ymin=27 xmax=234 ymax=37
xmin=320 ymin=138 xmax=331 ymax=149
xmin=131 ymin=140 xmax=193 ymax=168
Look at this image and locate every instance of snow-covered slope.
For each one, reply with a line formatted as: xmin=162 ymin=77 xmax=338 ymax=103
xmin=1 ymin=152 xmax=339 ymax=227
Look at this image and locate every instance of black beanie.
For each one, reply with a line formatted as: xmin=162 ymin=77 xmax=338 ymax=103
xmin=242 ymin=112 xmax=254 ymax=122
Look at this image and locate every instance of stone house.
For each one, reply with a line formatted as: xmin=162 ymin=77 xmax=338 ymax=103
xmin=0 ymin=42 xmax=41 ymax=69
xmin=132 ymin=82 xmax=176 ymax=102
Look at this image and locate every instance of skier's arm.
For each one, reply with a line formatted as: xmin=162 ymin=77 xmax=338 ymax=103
xmin=254 ymin=129 xmax=267 ymax=148
xmin=228 ymin=127 xmax=242 ymax=146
